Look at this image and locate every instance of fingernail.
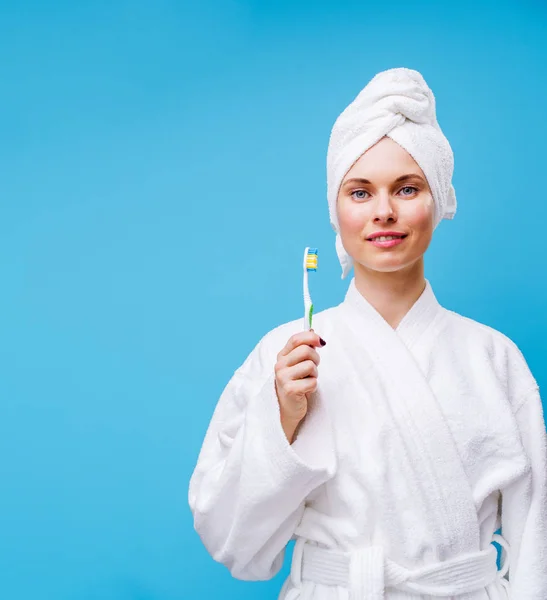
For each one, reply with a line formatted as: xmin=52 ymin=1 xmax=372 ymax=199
xmin=319 ymin=338 xmax=326 ymax=346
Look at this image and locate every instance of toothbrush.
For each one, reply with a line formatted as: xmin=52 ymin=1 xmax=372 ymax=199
xmin=303 ymin=247 xmax=318 ymax=330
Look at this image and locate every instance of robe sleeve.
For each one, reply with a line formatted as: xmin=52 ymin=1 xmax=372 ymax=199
xmin=188 ymin=332 xmax=337 ymax=581
xmin=500 ymin=387 xmax=547 ymax=598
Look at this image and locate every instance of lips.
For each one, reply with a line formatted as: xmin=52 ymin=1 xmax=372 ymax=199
xmin=366 ymin=234 xmax=408 ymax=242
xmin=368 ymin=236 xmax=407 ymax=248
xmin=366 ymin=233 xmax=408 ymax=241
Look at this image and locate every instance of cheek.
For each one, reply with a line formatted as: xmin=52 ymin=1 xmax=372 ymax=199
xmin=404 ymin=199 xmax=434 ymax=231
xmin=337 ymin=199 xmax=367 ymax=233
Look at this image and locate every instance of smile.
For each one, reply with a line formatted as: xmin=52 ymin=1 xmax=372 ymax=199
xmin=367 ymin=235 xmax=407 ymax=248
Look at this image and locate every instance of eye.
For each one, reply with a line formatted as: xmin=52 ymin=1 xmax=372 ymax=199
xmin=350 ymin=186 xmax=418 ymax=201
xmin=350 ymin=190 xmax=369 ymax=201
xmin=400 ymin=186 xmax=419 ymax=196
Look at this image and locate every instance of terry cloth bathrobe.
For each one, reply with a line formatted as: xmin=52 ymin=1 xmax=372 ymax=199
xmin=188 ymin=279 xmax=547 ymax=599
xmin=188 ymin=67 xmax=547 ymax=598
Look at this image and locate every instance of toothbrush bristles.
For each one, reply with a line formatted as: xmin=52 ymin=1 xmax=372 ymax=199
xmin=306 ymin=248 xmax=318 ymax=271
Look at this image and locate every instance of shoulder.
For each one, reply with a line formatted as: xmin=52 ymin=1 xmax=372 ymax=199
xmin=444 ymin=308 xmax=518 ymax=347
xmin=443 ymin=309 xmax=538 ymax=401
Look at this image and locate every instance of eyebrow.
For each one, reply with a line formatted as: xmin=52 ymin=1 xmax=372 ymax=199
xmin=342 ymin=174 xmax=426 ymax=186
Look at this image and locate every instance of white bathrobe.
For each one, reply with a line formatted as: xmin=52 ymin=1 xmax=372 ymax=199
xmin=188 ymin=278 xmax=547 ymax=599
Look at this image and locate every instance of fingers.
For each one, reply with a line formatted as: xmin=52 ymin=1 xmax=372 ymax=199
xmin=284 ymin=343 xmax=321 ymax=368
xmin=278 ymin=330 xmax=326 ymax=359
xmin=291 ymin=359 xmax=318 ymax=380
xmin=275 ymin=358 xmax=318 ymax=384
xmin=282 ymin=376 xmax=318 ymax=397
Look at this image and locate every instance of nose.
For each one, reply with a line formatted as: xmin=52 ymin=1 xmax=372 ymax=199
xmin=372 ymin=192 xmax=397 ymax=223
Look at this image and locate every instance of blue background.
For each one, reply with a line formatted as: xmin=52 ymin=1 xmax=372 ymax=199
xmin=1 ymin=1 xmax=546 ymax=598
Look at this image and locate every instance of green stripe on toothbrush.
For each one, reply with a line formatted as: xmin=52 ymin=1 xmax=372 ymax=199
xmin=308 ymin=303 xmax=314 ymax=328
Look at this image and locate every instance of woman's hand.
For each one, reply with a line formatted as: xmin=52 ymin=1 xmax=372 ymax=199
xmin=274 ymin=329 xmax=326 ymax=443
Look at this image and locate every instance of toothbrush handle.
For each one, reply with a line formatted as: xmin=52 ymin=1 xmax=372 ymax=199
xmin=303 ymin=268 xmax=312 ymax=330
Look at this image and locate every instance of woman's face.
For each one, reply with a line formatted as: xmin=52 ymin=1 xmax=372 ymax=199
xmin=336 ymin=136 xmax=435 ymax=275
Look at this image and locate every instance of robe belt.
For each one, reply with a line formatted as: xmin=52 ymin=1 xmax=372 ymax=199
xmin=287 ymin=534 xmax=510 ymax=599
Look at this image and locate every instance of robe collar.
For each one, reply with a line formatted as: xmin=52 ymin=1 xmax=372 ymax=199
xmin=342 ymin=277 xmax=444 ymax=349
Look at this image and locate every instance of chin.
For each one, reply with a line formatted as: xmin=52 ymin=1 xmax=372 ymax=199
xmin=365 ymin=264 xmax=408 ymax=274
xmin=354 ymin=254 xmax=423 ymax=274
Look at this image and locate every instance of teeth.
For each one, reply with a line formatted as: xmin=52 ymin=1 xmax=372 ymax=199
xmin=372 ymin=235 xmax=402 ymax=241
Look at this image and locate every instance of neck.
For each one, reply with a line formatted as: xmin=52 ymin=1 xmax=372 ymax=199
xmin=353 ymin=260 xmax=426 ymax=330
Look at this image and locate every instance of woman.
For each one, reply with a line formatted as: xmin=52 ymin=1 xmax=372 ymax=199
xmin=188 ymin=68 xmax=547 ymax=599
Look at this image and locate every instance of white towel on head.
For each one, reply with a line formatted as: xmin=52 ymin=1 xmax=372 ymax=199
xmin=326 ymin=67 xmax=457 ymax=279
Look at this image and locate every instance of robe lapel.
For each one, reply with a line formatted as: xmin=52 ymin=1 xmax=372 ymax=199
xmin=337 ymin=278 xmax=480 ymax=556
